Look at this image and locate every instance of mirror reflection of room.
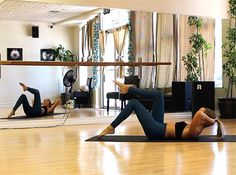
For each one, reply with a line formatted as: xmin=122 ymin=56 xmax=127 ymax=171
xmin=0 ymin=1 xmax=226 ymax=118
xmin=0 ymin=1 xmax=233 ymax=175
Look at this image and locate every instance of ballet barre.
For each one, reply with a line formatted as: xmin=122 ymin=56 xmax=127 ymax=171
xmin=0 ymin=61 xmax=171 ymax=66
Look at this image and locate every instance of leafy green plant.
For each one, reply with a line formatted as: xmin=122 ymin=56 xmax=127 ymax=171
xmin=52 ymin=44 xmax=74 ymax=61
xmin=182 ymin=16 xmax=212 ymax=81
xmin=222 ymin=0 xmax=236 ymax=98
xmin=229 ymin=0 xmax=236 ymax=17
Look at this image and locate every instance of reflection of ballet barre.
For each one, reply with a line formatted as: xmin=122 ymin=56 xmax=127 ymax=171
xmin=138 ymin=57 xmax=142 ymax=78
xmin=0 ymin=61 xmax=171 ymax=67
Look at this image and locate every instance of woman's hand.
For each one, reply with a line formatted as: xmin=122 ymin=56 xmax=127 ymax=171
xmin=48 ymin=98 xmax=60 ymax=113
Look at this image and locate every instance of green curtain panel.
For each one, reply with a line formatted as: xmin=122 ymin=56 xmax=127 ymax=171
xmin=92 ymin=22 xmax=100 ymax=88
xmin=127 ymin=11 xmax=135 ymax=76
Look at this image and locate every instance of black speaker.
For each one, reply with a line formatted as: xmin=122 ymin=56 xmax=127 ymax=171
xmin=192 ymin=81 xmax=215 ymax=117
xmin=32 ymin=26 xmax=39 ymax=38
xmin=103 ymin=8 xmax=110 ymax=15
xmin=172 ymin=81 xmax=192 ymax=112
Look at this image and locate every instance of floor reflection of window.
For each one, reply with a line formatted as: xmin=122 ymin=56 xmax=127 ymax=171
xmin=212 ymin=143 xmax=227 ymax=175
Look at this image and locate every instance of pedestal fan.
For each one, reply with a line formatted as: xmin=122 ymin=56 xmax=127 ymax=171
xmin=61 ymin=69 xmax=76 ymax=106
xmin=63 ymin=69 xmax=76 ymax=94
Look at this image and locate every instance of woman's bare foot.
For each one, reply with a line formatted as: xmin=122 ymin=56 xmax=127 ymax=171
xmin=19 ymin=83 xmax=28 ymax=91
xmin=113 ymin=81 xmax=130 ymax=94
xmin=7 ymin=110 xmax=15 ymax=118
xmin=98 ymin=125 xmax=115 ymax=138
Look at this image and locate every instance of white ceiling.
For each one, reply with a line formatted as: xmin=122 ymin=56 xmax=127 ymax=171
xmin=0 ymin=0 xmax=98 ymax=25
xmin=0 ymin=0 xmax=229 ymax=26
xmin=25 ymin=0 xmax=229 ymax=19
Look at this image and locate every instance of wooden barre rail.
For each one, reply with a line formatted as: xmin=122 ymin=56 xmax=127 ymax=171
xmin=0 ymin=61 xmax=171 ymax=66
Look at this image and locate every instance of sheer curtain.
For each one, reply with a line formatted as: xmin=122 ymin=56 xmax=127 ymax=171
xmin=86 ymin=20 xmax=94 ymax=61
xmin=79 ymin=17 xmax=100 ymax=88
xmin=179 ymin=16 xmax=215 ymax=81
xmin=201 ymin=18 xmax=215 ymax=80
xmin=179 ymin=16 xmax=194 ymax=81
xmin=155 ymin=13 xmax=174 ymax=88
xmin=99 ymin=30 xmax=106 ymax=74
xmin=81 ymin=25 xmax=88 ymax=61
xmin=80 ymin=20 xmax=94 ymax=62
xmin=113 ymin=25 xmax=128 ymax=77
xmin=113 ymin=26 xmax=128 ymax=60
xmin=99 ymin=31 xmax=106 ymax=61
xmin=133 ymin=11 xmax=154 ymax=88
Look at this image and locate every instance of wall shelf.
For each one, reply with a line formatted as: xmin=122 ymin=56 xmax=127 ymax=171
xmin=0 ymin=61 xmax=171 ymax=67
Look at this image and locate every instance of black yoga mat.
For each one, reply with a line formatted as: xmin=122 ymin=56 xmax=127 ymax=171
xmin=1 ymin=112 xmax=67 ymax=119
xmin=86 ymin=135 xmax=236 ymax=142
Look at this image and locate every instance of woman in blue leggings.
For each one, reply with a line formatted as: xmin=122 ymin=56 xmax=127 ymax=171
xmin=98 ymin=81 xmax=224 ymax=139
xmin=8 ymin=83 xmax=60 ymax=118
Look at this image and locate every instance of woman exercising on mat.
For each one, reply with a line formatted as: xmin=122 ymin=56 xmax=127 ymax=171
xmin=8 ymin=83 xmax=60 ymax=118
xmin=98 ymin=81 xmax=224 ymax=139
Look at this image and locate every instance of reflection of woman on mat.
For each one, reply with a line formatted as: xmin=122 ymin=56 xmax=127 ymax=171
xmin=99 ymin=81 xmax=224 ymax=139
xmin=8 ymin=83 xmax=60 ymax=118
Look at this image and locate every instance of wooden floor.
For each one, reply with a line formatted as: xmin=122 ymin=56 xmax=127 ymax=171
xmin=0 ymin=107 xmax=236 ymax=175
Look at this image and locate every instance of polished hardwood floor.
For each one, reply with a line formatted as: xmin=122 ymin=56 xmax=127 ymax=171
xmin=0 ymin=107 xmax=236 ymax=175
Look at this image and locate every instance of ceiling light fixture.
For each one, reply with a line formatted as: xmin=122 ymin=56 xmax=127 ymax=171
xmin=49 ymin=10 xmax=60 ymax=13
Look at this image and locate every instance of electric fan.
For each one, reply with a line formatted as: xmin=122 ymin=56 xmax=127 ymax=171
xmin=63 ymin=69 xmax=76 ymax=94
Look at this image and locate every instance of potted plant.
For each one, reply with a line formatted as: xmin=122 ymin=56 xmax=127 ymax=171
xmin=218 ymin=0 xmax=236 ymax=118
xmin=182 ymin=16 xmax=212 ymax=81
xmin=172 ymin=16 xmax=213 ymax=113
xmin=52 ymin=44 xmax=74 ymax=61
xmin=52 ymin=45 xmax=75 ymax=105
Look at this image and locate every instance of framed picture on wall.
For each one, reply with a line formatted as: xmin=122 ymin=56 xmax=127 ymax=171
xmin=7 ymin=48 xmax=23 ymax=60
xmin=40 ymin=49 xmax=55 ymax=61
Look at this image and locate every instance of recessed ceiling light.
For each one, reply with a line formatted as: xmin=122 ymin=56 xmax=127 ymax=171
xmin=49 ymin=10 xmax=60 ymax=13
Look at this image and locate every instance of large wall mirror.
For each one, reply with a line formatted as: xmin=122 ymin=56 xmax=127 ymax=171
xmin=0 ymin=0 xmax=230 ymax=122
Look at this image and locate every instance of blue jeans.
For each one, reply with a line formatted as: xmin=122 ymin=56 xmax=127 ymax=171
xmin=111 ymin=87 xmax=166 ymax=139
xmin=13 ymin=87 xmax=43 ymax=117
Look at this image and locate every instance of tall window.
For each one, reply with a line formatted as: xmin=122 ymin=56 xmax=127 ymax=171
xmin=101 ymin=9 xmax=129 ymax=108
xmin=214 ymin=17 xmax=223 ymax=87
xmin=179 ymin=15 xmax=222 ymax=86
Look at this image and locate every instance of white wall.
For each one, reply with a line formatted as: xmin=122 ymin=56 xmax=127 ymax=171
xmin=0 ymin=20 xmax=76 ymax=107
